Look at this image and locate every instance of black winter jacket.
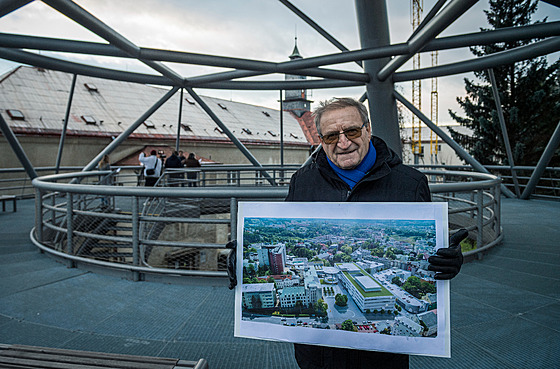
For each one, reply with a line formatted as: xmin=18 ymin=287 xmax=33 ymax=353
xmin=286 ymin=136 xmax=430 ymax=203
xmin=286 ymin=136 xmax=430 ymax=369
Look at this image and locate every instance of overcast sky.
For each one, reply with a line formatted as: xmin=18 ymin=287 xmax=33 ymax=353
xmin=0 ymin=0 xmax=558 ymax=126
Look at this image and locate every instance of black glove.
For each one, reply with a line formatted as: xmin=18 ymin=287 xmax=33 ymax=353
xmin=428 ymin=228 xmax=467 ymax=280
xmin=226 ymin=240 xmax=237 ymax=290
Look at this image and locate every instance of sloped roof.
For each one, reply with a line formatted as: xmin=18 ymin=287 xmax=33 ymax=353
xmin=0 ymin=66 xmax=309 ymax=146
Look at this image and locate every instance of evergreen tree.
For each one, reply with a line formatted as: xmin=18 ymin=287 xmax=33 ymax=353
xmin=449 ymin=0 xmax=560 ymax=166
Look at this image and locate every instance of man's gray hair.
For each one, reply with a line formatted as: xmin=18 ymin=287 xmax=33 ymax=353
xmin=313 ymin=97 xmax=370 ymax=134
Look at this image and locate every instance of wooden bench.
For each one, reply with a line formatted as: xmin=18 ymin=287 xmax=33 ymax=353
xmin=0 ymin=195 xmax=17 ymax=212
xmin=0 ymin=344 xmax=209 ymax=369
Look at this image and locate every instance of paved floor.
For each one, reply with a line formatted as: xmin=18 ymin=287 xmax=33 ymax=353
xmin=1 ymin=197 xmax=559 ymax=369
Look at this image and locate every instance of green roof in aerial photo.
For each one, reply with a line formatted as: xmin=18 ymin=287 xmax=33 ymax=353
xmin=340 ymin=265 xmax=393 ymax=298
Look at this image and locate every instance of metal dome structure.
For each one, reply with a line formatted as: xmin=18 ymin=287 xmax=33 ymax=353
xmin=0 ymin=0 xmax=559 ymax=198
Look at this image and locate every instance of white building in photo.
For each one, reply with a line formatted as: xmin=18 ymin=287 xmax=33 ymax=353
xmin=393 ymin=315 xmax=423 ymax=337
xmin=242 ymin=283 xmax=276 ymax=309
xmin=278 ymin=286 xmax=306 ymax=308
xmin=336 ymin=263 xmax=396 ymax=313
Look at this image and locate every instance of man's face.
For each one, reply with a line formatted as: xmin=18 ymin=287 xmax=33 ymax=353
xmin=319 ymin=106 xmax=371 ymax=170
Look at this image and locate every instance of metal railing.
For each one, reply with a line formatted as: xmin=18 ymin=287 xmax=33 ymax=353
xmin=30 ymin=168 xmax=502 ymax=280
xmin=412 ymin=164 xmax=560 ymax=200
xmin=157 ymin=165 xmax=301 ymax=187
xmin=0 ymin=166 xmax=143 ymax=198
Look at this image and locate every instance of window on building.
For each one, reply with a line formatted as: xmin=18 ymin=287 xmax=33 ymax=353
xmin=290 ymin=133 xmax=299 ymax=139
xmin=262 ymin=111 xmax=270 ymax=117
xmin=84 ymin=83 xmax=98 ymax=92
xmin=185 ymin=97 xmax=196 ymax=105
xmin=242 ymin=128 xmax=253 ymax=135
xmin=81 ymin=115 xmax=96 ymax=125
xmin=143 ymin=120 xmax=155 ymax=129
xmin=214 ymin=127 xmax=224 ymax=134
xmin=181 ymin=124 xmax=192 ymax=132
xmin=267 ymin=130 xmax=277 ymax=137
xmin=218 ymin=103 xmax=227 ymax=110
xmin=6 ymin=109 xmax=25 ymax=120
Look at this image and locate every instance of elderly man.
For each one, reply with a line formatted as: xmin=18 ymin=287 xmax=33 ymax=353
xmin=285 ymin=97 xmax=464 ymax=369
xmin=226 ymin=97 xmax=464 ymax=369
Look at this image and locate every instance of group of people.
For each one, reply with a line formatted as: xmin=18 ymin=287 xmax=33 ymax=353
xmin=138 ymin=149 xmax=200 ymax=187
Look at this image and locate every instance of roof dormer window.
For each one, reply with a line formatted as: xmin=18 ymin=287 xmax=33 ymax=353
xmin=218 ymin=103 xmax=227 ymax=110
xmin=242 ymin=128 xmax=253 ymax=135
xmin=143 ymin=120 xmax=155 ymax=129
xmin=81 ymin=115 xmax=96 ymax=125
xmin=267 ymin=130 xmax=277 ymax=137
xmin=185 ymin=97 xmax=196 ymax=105
xmin=214 ymin=127 xmax=224 ymax=134
xmin=181 ymin=124 xmax=192 ymax=132
xmin=6 ymin=109 xmax=25 ymax=120
xmin=84 ymin=83 xmax=98 ymax=92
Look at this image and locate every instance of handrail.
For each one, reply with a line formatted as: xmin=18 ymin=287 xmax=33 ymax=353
xmin=30 ymin=168 xmax=504 ymax=280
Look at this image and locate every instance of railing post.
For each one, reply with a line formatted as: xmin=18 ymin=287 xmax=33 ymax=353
xmin=66 ymin=192 xmax=75 ymax=268
xmin=132 ymin=196 xmax=140 ymax=281
xmin=230 ymin=197 xmax=238 ymax=242
xmin=35 ymin=188 xmax=43 ymax=245
xmin=476 ymin=190 xmax=484 ymax=259
xmin=494 ymin=183 xmax=501 ymax=239
xmin=50 ymin=193 xmax=56 ymax=227
xmin=470 ymin=191 xmax=475 ymax=219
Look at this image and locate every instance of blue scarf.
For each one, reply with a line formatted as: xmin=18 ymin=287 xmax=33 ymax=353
xmin=327 ymin=141 xmax=377 ymax=189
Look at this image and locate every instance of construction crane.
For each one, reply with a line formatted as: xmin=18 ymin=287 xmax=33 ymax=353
xmin=411 ymin=0 xmax=423 ymax=164
xmin=411 ymin=0 xmax=439 ymax=164
xmin=430 ymin=50 xmax=439 ymax=163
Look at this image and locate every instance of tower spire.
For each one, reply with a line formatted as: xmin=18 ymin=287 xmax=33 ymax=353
xmin=289 ymin=36 xmax=302 ymax=60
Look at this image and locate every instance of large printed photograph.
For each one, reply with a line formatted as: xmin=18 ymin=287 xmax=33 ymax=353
xmin=234 ymin=202 xmax=450 ymax=357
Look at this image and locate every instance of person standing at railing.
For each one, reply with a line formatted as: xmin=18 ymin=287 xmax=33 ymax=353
xmin=165 ymin=151 xmax=184 ymax=187
xmin=185 ymin=152 xmax=201 ymax=187
xmin=139 ymin=150 xmax=162 ymax=187
xmin=178 ymin=150 xmax=187 ymax=167
xmin=284 ymin=97 xmax=465 ymax=369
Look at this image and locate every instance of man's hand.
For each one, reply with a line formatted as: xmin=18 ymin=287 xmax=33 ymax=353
xmin=428 ymin=229 xmax=468 ymax=280
xmin=226 ymin=240 xmax=237 ymax=290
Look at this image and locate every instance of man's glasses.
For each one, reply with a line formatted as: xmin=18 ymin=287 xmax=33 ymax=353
xmin=319 ymin=122 xmax=366 ymax=144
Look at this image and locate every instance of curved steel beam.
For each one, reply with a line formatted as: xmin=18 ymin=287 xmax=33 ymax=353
xmin=0 ymin=47 xmax=171 ymax=85
xmin=377 ymin=0 xmax=478 ymax=81
xmin=187 ymin=67 xmax=369 ymax=85
xmin=393 ymin=36 xmax=560 ymax=82
xmin=423 ymin=21 xmax=560 ymax=52
xmin=0 ymin=47 xmax=364 ymax=90
xmin=199 ymin=79 xmax=364 ymax=90
xmin=2 ymin=20 xmax=557 ymax=73
xmin=0 ymin=0 xmax=33 ymax=18
xmin=0 ymin=34 xmax=368 ymax=82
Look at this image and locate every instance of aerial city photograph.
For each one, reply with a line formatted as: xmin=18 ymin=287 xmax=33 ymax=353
xmin=241 ymin=217 xmax=440 ymax=339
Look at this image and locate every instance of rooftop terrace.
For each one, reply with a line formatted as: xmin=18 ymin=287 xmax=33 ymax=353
xmin=1 ymin=197 xmax=559 ymax=369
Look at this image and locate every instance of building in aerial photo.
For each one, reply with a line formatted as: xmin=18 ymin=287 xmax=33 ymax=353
xmin=336 ymin=263 xmax=396 ymax=313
